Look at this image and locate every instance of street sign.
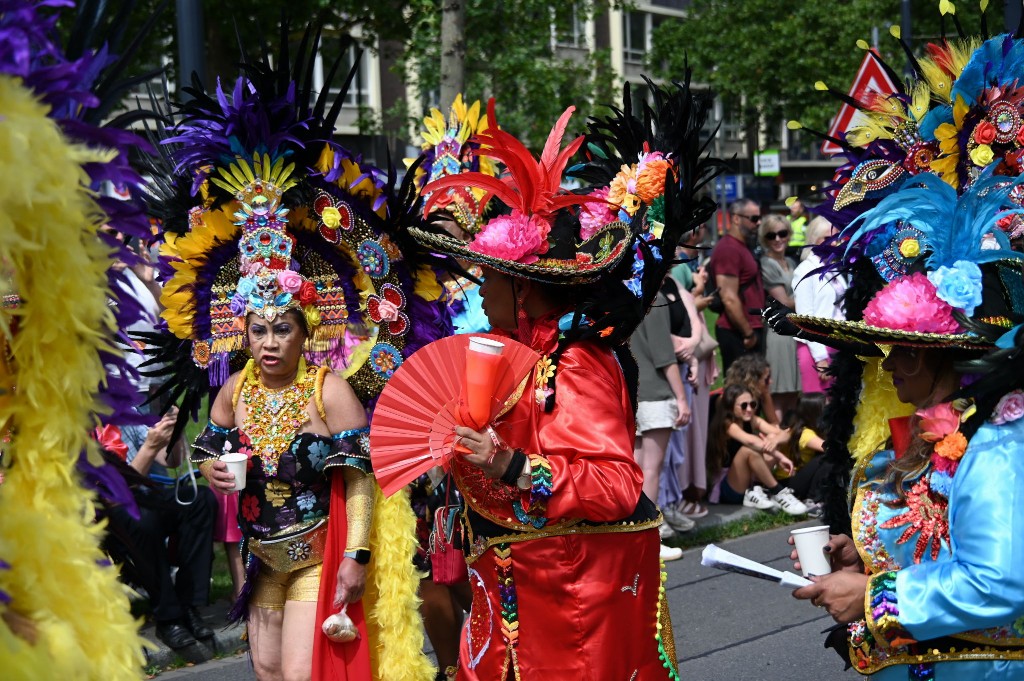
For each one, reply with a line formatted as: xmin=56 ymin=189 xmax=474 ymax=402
xmin=821 ymin=49 xmax=900 ymax=156
xmin=715 ymin=175 xmax=739 ymax=202
xmin=754 ymin=149 xmax=780 ymax=176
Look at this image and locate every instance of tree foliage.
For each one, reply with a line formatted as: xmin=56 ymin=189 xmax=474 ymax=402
xmin=56 ymin=0 xmax=623 ymax=150
xmin=649 ymin=0 xmax=999 ymax=131
xmin=395 ymin=0 xmax=619 ymax=149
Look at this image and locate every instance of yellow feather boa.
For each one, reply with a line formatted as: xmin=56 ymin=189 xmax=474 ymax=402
xmin=0 ymin=75 xmax=148 ymax=678
xmin=364 ymin=487 xmax=435 ymax=681
xmin=849 ymin=356 xmax=915 ymax=465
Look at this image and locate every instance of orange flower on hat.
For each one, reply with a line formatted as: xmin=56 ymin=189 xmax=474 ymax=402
xmin=635 ymin=154 xmax=672 ymax=204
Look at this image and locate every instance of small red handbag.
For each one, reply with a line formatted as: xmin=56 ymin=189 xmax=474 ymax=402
xmin=429 ymin=504 xmax=468 ymax=585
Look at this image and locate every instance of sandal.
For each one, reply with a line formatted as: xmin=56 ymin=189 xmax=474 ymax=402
xmin=680 ymin=501 xmax=709 ymax=518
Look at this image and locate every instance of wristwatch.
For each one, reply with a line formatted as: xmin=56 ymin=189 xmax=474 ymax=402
xmin=344 ymin=549 xmax=371 ymax=565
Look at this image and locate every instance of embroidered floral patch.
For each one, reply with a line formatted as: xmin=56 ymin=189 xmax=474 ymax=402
xmin=880 ymin=477 xmax=949 ymax=563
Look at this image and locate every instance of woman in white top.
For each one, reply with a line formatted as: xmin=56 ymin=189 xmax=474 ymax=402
xmin=791 ymin=217 xmax=846 ymax=393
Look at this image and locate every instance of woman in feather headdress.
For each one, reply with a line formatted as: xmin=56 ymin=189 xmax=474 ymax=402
xmin=782 ymin=172 xmax=1024 ymax=678
xmin=406 ymin=76 xmax=722 ymax=680
xmin=143 ymin=22 xmax=440 ymax=681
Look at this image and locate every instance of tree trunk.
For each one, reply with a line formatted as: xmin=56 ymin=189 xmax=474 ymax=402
xmin=439 ymin=0 xmax=466 ymax=108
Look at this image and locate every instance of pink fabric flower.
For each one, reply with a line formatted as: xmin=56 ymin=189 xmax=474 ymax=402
xmin=992 ymin=390 xmax=1024 ymax=425
xmin=376 ymin=299 xmax=401 ymax=323
xmin=276 ymin=270 xmax=304 ymax=293
xmin=862 ymin=272 xmax=962 ymax=334
xmin=916 ymin=402 xmax=960 ymax=443
xmin=579 ymin=187 xmax=616 ymax=241
xmin=469 ymin=211 xmax=550 ymax=264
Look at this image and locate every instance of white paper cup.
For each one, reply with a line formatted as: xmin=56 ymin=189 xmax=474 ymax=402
xmin=468 ymin=336 xmax=504 ymax=355
xmin=791 ymin=525 xmax=832 ymax=577
xmin=220 ymin=453 xmax=248 ymax=492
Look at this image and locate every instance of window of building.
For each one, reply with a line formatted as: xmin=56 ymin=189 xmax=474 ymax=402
xmin=623 ymin=11 xmax=672 ymax=64
xmin=623 ymin=11 xmax=648 ymax=64
xmin=315 ymin=36 xmax=370 ymax=108
xmin=648 ymin=0 xmax=691 ymax=10
xmin=554 ymin=4 xmax=586 ymax=48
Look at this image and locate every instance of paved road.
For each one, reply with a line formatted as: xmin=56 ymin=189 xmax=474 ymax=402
xmin=158 ymin=522 xmax=851 ymax=680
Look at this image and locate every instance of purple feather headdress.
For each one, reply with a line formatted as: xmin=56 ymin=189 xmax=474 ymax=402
xmin=2 ymin=0 xmax=158 ymax=426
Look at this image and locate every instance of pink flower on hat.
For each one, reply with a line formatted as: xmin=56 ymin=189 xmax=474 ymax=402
xmin=579 ymin=187 xmax=617 ymax=241
xmin=862 ymin=272 xmax=962 ymax=334
xmin=468 ymin=211 xmax=551 ymax=264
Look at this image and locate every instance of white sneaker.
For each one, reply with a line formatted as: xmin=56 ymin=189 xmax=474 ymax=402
xmin=659 ymin=522 xmax=675 ymax=540
xmin=742 ymin=485 xmax=779 ymax=511
xmin=659 ymin=543 xmax=683 ymax=562
xmin=771 ymin=488 xmax=809 ymax=516
xmin=662 ymin=506 xmax=696 ymax=532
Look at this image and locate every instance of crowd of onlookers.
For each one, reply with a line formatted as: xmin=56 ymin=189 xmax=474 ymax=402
xmin=634 ymin=197 xmax=844 ymax=561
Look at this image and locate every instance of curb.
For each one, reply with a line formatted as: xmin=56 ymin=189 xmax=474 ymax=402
xmin=141 ymin=619 xmax=247 ymax=671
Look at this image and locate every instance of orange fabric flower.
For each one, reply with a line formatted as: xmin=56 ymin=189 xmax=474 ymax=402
xmin=635 ymin=158 xmax=671 ymax=204
xmin=934 ymin=431 xmax=967 ymax=460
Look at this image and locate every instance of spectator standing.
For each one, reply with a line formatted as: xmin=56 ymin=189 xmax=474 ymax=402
xmin=662 ymin=266 xmax=718 ymax=519
xmin=791 ymin=217 xmax=846 ymax=393
xmin=758 ymin=214 xmax=800 ymax=419
xmin=709 ymin=198 xmax=766 ymax=374
xmin=632 ymin=290 xmax=692 ymax=560
xmin=786 ymin=198 xmax=809 ymax=259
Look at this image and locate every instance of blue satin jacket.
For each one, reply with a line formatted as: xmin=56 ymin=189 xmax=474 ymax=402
xmin=849 ymin=415 xmax=1024 ymax=679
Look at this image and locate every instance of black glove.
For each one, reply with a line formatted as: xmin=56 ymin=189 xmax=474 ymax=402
xmin=761 ymin=296 xmax=804 ymax=338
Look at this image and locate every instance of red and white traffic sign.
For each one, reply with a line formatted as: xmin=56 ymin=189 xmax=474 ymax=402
xmin=821 ymin=50 xmax=900 ymax=156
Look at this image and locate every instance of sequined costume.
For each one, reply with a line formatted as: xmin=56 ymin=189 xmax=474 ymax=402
xmin=193 ymin=361 xmax=377 ymax=674
xmin=845 ymin=411 xmax=1024 ymax=679
xmin=451 ymin=313 xmax=675 ymax=680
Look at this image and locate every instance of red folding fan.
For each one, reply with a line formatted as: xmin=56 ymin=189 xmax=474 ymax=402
xmin=370 ymin=334 xmax=539 ymax=497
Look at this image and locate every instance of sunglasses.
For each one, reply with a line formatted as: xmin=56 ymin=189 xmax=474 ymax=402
xmin=765 ymin=230 xmax=790 ymax=241
xmin=738 ymin=400 xmax=759 ymax=411
xmin=734 ymin=213 xmax=761 ymax=224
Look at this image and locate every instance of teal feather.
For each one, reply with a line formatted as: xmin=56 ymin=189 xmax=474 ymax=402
xmin=843 ymin=172 xmax=1024 ymax=271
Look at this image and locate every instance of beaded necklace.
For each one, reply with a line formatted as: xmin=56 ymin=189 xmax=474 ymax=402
xmin=241 ymin=358 xmax=319 ymax=476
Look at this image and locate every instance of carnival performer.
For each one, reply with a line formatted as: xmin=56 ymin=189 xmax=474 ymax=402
xmin=408 ymin=75 xmax=723 ymax=679
xmin=141 ymin=24 xmax=440 ymax=681
xmin=781 ymin=170 xmax=1024 ymax=679
xmin=754 ymin=22 xmax=1024 ymax=678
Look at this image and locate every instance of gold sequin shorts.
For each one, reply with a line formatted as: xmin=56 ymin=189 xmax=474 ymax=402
xmin=249 ymin=563 xmax=322 ymax=609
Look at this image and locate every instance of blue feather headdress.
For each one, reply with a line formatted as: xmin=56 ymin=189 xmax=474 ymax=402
xmin=789 ymin=172 xmax=1024 ymax=354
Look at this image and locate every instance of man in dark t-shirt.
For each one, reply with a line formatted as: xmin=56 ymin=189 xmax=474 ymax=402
xmin=709 ymin=198 xmax=766 ymax=373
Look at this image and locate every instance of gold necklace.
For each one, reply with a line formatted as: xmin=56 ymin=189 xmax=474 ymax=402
xmin=241 ymin=358 xmax=317 ymax=476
